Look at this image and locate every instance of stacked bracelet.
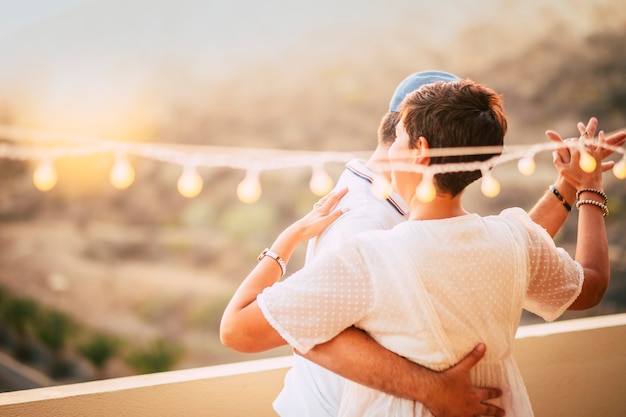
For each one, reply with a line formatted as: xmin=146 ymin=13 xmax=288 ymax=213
xmin=575 ymin=188 xmax=609 ymax=217
xmin=257 ymin=248 xmax=287 ymax=277
xmin=576 ymin=188 xmax=608 ymax=204
xmin=575 ymin=199 xmax=609 ymax=217
xmin=549 ymin=185 xmax=572 ymax=212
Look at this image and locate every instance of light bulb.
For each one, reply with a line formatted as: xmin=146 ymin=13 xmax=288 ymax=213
xmin=177 ymin=167 xmax=203 ymax=198
xmin=614 ymin=157 xmax=626 ymax=179
xmin=371 ymin=177 xmax=392 ymax=200
xmin=309 ymin=167 xmax=333 ymax=196
xmin=109 ymin=155 xmax=135 ymax=190
xmin=481 ymin=173 xmax=500 ymax=198
xmin=416 ymin=176 xmax=436 ymax=203
xmin=237 ymin=173 xmax=262 ymax=203
xmin=579 ymin=150 xmax=596 ymax=173
xmin=33 ymin=160 xmax=58 ymax=191
xmin=517 ymin=156 xmax=535 ymax=176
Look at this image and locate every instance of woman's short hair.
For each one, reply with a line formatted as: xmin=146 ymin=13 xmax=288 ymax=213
xmin=399 ymin=79 xmax=507 ymax=196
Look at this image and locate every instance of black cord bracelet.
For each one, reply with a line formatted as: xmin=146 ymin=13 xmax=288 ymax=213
xmin=549 ymin=185 xmax=572 ymax=212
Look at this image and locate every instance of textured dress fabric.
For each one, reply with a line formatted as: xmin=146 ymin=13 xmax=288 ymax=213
xmin=273 ymin=160 xmax=408 ymax=417
xmin=259 ymin=208 xmax=584 ymax=417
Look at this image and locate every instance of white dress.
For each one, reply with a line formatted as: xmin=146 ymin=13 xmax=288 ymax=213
xmin=259 ymin=208 xmax=583 ymax=417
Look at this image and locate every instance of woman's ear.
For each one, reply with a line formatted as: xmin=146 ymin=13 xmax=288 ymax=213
xmin=414 ymin=136 xmax=430 ymax=164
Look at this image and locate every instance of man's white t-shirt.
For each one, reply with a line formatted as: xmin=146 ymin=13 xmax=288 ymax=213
xmin=273 ymin=159 xmax=408 ymax=417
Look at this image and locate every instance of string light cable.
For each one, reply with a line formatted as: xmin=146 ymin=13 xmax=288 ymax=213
xmin=0 ymin=124 xmax=624 ymax=202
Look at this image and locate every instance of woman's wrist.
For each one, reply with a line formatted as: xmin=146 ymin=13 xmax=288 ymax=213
xmin=270 ymin=225 xmax=305 ymax=265
xmin=552 ymin=177 xmax=576 ymax=207
xmin=575 ymin=187 xmax=609 ymax=217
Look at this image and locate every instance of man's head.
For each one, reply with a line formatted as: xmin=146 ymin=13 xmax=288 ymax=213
xmin=397 ymin=79 xmax=507 ymax=196
xmin=378 ymin=70 xmax=460 ymax=145
xmin=388 ymin=70 xmax=460 ymax=113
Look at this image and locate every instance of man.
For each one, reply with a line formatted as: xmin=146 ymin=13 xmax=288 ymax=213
xmin=221 ymin=71 xmax=624 ymax=417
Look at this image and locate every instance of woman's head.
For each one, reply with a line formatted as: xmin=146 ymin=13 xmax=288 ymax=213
xmin=399 ymin=79 xmax=507 ymax=196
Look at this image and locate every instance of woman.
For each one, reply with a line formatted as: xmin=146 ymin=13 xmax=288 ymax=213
xmin=220 ymin=79 xmax=612 ymax=416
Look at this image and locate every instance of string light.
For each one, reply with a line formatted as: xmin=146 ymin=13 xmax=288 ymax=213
xmin=0 ymin=125 xmax=624 ymax=203
xmin=416 ymin=174 xmax=436 ymax=203
xmin=578 ymin=148 xmax=597 ymax=173
xmin=33 ymin=159 xmax=58 ymax=191
xmin=309 ymin=166 xmax=334 ymax=196
xmin=237 ymin=170 xmax=262 ymax=204
xmin=613 ymin=156 xmax=626 ymax=180
xmin=177 ymin=166 xmax=203 ymax=198
xmin=371 ymin=176 xmax=392 ymax=200
xmin=109 ymin=153 xmax=135 ymax=190
xmin=517 ymin=155 xmax=536 ymax=176
xmin=480 ymin=171 xmax=501 ymax=198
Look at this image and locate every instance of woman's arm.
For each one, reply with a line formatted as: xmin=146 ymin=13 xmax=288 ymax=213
xmin=529 ymin=117 xmax=625 ymax=238
xmin=552 ymin=128 xmax=612 ymax=310
xmin=219 ymin=188 xmax=349 ymax=352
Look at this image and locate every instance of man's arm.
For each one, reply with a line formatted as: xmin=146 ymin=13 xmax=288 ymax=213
xmin=301 ymin=327 xmax=504 ymax=417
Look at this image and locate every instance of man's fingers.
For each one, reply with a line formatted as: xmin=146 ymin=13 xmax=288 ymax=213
xmin=480 ymin=387 xmax=503 ymax=400
xmin=456 ymin=343 xmax=486 ymax=371
xmin=479 ymin=402 xmax=506 ymax=417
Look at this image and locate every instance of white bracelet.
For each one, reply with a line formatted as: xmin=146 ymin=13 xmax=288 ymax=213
xmin=257 ymin=248 xmax=287 ymax=277
xmin=575 ymin=199 xmax=609 ymax=217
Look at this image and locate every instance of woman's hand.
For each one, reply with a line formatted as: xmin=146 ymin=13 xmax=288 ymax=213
xmin=547 ymin=117 xmax=625 ymax=190
xmin=286 ymin=187 xmax=350 ymax=242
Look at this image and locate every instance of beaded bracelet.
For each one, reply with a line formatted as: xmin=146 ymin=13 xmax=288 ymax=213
xmin=576 ymin=188 xmax=607 ymax=204
xmin=575 ymin=199 xmax=609 ymax=217
xmin=549 ymin=185 xmax=572 ymax=212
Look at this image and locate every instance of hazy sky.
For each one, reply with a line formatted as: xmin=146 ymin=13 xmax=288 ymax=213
xmin=0 ymin=0 xmax=622 ymax=136
xmin=0 ymin=0 xmax=95 ymax=41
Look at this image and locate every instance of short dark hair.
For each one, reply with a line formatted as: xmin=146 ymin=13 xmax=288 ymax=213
xmin=377 ymin=111 xmax=400 ymax=146
xmin=400 ymin=79 xmax=507 ymax=196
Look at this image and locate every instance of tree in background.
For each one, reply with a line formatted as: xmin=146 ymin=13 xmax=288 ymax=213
xmin=125 ymin=338 xmax=184 ymax=374
xmin=0 ymin=294 xmax=39 ymax=360
xmin=33 ymin=310 xmax=76 ymax=378
xmin=78 ymin=332 xmax=121 ymax=380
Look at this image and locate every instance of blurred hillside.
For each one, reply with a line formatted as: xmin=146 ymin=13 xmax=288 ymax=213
xmin=0 ymin=0 xmax=625 ymax=386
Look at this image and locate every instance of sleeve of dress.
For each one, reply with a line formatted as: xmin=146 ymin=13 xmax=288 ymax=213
xmin=257 ymin=243 xmax=375 ymax=354
xmin=503 ymin=208 xmax=584 ymax=322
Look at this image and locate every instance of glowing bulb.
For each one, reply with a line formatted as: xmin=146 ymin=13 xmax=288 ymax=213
xmin=177 ymin=167 xmax=203 ymax=198
xmin=371 ymin=177 xmax=392 ymax=200
xmin=237 ymin=172 xmax=262 ymax=204
xmin=614 ymin=157 xmax=626 ymax=179
xmin=416 ymin=176 xmax=436 ymax=203
xmin=33 ymin=160 xmax=58 ymax=191
xmin=481 ymin=173 xmax=500 ymax=198
xmin=579 ymin=150 xmax=596 ymax=173
xmin=517 ymin=156 xmax=535 ymax=176
xmin=309 ymin=167 xmax=334 ymax=196
xmin=109 ymin=155 xmax=135 ymax=190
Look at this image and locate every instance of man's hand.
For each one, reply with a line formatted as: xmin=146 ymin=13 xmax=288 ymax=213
xmin=427 ymin=344 xmax=505 ymax=417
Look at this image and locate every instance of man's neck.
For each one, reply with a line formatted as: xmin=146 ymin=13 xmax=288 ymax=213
xmin=365 ymin=146 xmax=392 ymax=183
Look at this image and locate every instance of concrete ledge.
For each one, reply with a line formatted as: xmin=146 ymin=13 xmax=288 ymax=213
xmin=0 ymin=314 xmax=625 ymax=417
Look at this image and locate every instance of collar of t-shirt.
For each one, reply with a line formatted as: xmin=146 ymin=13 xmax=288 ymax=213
xmin=345 ymin=160 xmax=409 ymax=216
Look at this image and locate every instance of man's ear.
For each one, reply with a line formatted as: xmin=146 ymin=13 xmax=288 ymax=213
xmin=414 ymin=136 xmax=430 ymax=164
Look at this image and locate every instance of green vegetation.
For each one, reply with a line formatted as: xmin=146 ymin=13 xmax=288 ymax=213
xmin=125 ymin=339 xmax=184 ymax=375
xmin=78 ymin=333 xmax=121 ymax=380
